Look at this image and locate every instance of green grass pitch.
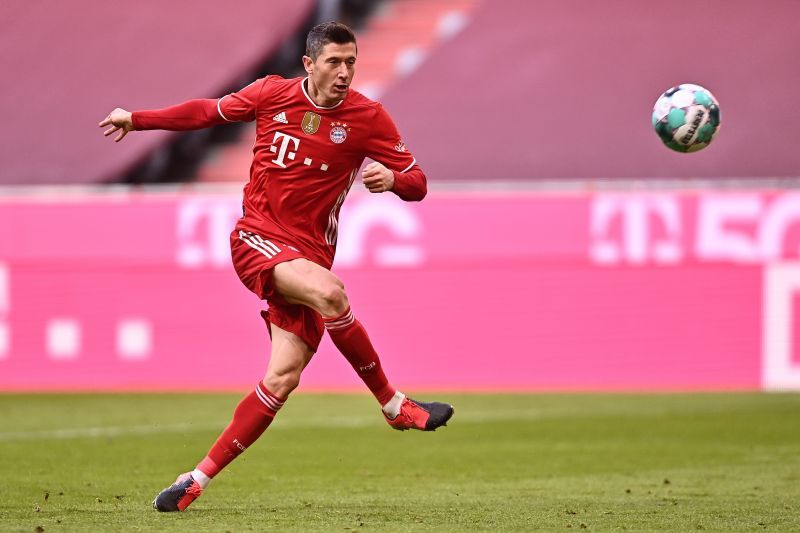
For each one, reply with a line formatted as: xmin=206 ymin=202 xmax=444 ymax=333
xmin=1 ymin=393 xmax=799 ymax=531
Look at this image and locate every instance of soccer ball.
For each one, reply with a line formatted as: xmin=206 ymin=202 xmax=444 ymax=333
xmin=652 ymin=84 xmax=720 ymax=152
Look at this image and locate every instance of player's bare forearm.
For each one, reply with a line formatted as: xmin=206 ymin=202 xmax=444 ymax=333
xmin=131 ymin=99 xmax=226 ymax=131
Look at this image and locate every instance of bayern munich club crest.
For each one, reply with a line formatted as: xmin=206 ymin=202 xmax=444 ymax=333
xmin=330 ymin=122 xmax=350 ymax=144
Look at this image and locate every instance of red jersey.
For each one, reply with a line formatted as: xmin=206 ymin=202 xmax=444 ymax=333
xmin=133 ymin=76 xmax=426 ymax=268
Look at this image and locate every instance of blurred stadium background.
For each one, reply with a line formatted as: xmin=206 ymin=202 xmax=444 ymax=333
xmin=2 ymin=0 xmax=800 ymax=529
xmin=2 ymin=0 xmax=799 ymax=392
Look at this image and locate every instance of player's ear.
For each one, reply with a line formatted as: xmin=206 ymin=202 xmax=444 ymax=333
xmin=302 ymin=55 xmax=314 ymax=75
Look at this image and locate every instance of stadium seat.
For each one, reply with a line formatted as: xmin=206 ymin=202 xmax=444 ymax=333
xmin=0 ymin=0 xmax=314 ymax=185
xmin=195 ymin=0 xmax=478 ymax=183
xmin=377 ymin=0 xmax=800 ymax=181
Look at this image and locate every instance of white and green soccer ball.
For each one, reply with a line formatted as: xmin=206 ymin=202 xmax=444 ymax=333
xmin=652 ymin=83 xmax=721 ymax=152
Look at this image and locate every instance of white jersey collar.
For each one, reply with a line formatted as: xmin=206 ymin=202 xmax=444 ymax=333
xmin=301 ymin=77 xmax=345 ymax=110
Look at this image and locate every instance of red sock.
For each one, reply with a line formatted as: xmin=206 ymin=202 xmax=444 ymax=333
xmin=324 ymin=307 xmax=397 ymax=405
xmin=196 ymin=382 xmax=285 ymax=478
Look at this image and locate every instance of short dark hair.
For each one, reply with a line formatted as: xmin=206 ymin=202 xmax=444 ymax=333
xmin=305 ymin=22 xmax=357 ymax=60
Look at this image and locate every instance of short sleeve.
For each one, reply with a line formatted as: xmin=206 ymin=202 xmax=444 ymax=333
xmin=217 ymin=77 xmax=269 ymax=123
xmin=364 ymin=105 xmax=418 ymax=173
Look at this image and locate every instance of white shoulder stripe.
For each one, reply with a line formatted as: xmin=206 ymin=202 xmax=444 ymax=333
xmin=400 ymin=158 xmax=417 ymax=174
xmin=217 ymin=95 xmax=232 ymax=122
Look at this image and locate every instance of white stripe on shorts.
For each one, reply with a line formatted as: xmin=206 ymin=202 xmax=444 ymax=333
xmin=239 ymin=230 xmax=282 ymax=259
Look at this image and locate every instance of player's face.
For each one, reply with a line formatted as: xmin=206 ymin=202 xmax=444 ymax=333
xmin=304 ymin=42 xmax=357 ymax=106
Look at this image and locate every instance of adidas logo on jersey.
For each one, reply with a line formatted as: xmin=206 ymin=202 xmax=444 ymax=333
xmin=273 ymin=112 xmax=288 ymax=124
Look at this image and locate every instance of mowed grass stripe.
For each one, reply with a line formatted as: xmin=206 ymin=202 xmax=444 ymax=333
xmin=1 ymin=392 xmax=789 ymax=441
xmin=1 ymin=393 xmax=798 ymax=531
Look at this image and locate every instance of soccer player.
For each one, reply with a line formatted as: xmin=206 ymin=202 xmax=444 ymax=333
xmin=99 ymin=22 xmax=454 ymax=512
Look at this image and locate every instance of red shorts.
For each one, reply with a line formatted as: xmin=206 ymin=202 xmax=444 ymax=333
xmin=229 ymin=229 xmax=325 ymax=352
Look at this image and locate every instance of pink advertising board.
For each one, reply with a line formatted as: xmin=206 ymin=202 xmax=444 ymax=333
xmin=1 ymin=187 xmax=799 ymax=391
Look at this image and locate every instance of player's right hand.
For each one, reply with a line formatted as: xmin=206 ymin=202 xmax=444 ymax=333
xmin=99 ymin=108 xmax=134 ymax=142
xmin=362 ymin=161 xmax=395 ymax=194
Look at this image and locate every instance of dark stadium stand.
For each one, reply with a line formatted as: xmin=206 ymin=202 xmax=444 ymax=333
xmin=195 ymin=0 xmax=477 ymax=183
xmin=378 ymin=0 xmax=800 ymax=180
xmin=6 ymin=0 xmax=797 ymax=185
xmin=0 ymin=0 xmax=314 ymax=185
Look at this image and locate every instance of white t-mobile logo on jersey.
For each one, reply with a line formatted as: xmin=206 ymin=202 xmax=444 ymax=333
xmin=269 ymin=131 xmax=300 ymax=168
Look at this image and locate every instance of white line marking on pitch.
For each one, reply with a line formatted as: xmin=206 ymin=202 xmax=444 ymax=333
xmin=0 ymin=423 xmax=222 ymax=442
xmin=0 ymin=409 xmax=567 ymax=442
xmin=0 ymin=404 xmax=692 ymax=442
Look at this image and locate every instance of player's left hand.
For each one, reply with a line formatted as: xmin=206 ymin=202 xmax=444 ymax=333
xmin=99 ymin=108 xmax=134 ymax=142
xmin=362 ymin=162 xmax=395 ymax=194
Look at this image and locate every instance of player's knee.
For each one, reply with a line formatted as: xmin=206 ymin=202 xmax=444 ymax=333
xmin=263 ymin=369 xmax=301 ymax=398
xmin=316 ymin=283 xmax=349 ymax=316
